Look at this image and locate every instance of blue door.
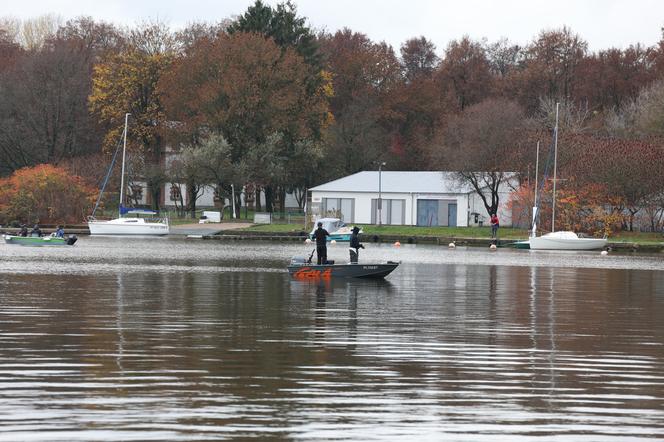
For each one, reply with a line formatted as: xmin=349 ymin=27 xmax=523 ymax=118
xmin=448 ymin=203 xmax=457 ymax=227
xmin=417 ymin=200 xmax=439 ymax=226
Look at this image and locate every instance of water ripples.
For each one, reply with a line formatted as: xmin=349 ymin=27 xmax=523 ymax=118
xmin=0 ymin=239 xmax=663 ymax=440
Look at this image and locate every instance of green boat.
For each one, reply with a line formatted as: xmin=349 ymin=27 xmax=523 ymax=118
xmin=3 ymin=234 xmax=78 ymax=246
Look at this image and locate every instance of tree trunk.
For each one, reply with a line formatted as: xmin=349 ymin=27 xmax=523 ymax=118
xmin=188 ymin=181 xmax=197 ymax=219
xmin=265 ymin=186 xmax=274 ymax=213
xmin=234 ymin=191 xmax=242 ymax=219
xmin=279 ymin=187 xmax=286 ymax=214
xmin=255 ymin=187 xmax=262 ymax=211
xmin=150 ymin=186 xmax=161 ymax=212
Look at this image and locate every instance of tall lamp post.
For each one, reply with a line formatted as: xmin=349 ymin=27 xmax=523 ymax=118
xmin=378 ymin=162 xmax=386 ymax=226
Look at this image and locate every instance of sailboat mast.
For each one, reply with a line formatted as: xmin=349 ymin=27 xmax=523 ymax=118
xmin=119 ymin=113 xmax=130 ymax=217
xmin=551 ymin=103 xmax=559 ymax=233
xmin=531 ymin=140 xmax=540 ymax=238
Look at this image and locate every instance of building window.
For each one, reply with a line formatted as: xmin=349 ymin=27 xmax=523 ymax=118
xmin=170 ymin=185 xmax=182 ymax=201
xmin=322 ymin=198 xmax=354 ymax=223
xmin=371 ymin=199 xmax=405 ymax=225
xmin=129 ymin=184 xmax=143 ymax=201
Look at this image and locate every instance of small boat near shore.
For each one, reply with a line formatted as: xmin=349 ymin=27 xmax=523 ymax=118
xmin=528 ymin=231 xmax=607 ymax=250
xmin=88 ymin=214 xmax=169 ymax=236
xmin=309 ymin=218 xmax=359 ymax=242
xmin=288 ymin=256 xmax=399 ymax=279
xmin=3 ymin=234 xmax=78 ymax=246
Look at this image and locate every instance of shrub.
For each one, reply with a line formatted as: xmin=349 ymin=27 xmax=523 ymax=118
xmin=0 ymin=164 xmax=96 ymax=224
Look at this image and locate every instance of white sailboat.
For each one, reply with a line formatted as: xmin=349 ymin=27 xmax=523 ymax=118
xmin=88 ymin=113 xmax=170 ymax=236
xmin=528 ymin=103 xmax=607 ymax=251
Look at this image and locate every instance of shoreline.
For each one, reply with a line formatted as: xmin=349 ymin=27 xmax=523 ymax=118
xmin=2 ymin=224 xmax=662 ymax=253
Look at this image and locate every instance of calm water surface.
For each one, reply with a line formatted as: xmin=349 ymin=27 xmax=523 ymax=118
xmin=0 ymin=237 xmax=663 ymax=441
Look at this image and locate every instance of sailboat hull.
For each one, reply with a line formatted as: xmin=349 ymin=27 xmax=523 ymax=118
xmin=528 ymin=232 xmax=607 ymax=250
xmin=88 ymin=218 xmax=169 ymax=235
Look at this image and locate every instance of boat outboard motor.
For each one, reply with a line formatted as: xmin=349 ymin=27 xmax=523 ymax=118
xmin=290 ymin=256 xmax=307 ymax=266
xmin=66 ymin=235 xmax=78 ymax=246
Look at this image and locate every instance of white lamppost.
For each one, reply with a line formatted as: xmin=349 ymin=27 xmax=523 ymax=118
xmin=378 ymin=162 xmax=386 ymax=226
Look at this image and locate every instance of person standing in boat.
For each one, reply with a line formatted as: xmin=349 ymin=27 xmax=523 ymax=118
xmin=312 ymin=221 xmax=330 ymax=265
xmin=349 ymin=226 xmax=364 ymax=263
xmin=30 ymin=224 xmax=42 ymax=237
xmin=490 ymin=212 xmax=499 ymax=239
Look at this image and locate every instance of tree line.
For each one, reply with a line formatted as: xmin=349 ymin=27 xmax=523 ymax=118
xmin=0 ymin=1 xmax=663 ymax=231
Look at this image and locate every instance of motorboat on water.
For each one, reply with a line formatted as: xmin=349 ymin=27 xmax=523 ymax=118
xmin=288 ymin=255 xmax=399 ymax=279
xmin=309 ymin=218 xmax=360 ymax=242
xmin=4 ymin=234 xmax=78 ymax=246
xmin=87 ymin=113 xmax=169 ymax=236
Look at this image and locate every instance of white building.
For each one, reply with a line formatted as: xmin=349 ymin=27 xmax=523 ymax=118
xmin=310 ymin=171 xmax=516 ymax=227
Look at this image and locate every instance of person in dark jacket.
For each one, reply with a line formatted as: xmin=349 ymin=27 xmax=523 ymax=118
xmin=19 ymin=225 xmax=28 ymax=237
xmin=349 ymin=226 xmax=364 ymax=263
xmin=30 ymin=224 xmax=42 ymax=237
xmin=311 ymin=221 xmax=330 ymax=265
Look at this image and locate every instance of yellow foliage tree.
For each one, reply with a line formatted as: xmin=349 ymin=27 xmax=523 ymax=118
xmin=89 ymin=48 xmax=173 ymax=210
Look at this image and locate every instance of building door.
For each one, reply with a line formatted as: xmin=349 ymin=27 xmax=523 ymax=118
xmin=447 ymin=203 xmax=457 ymax=227
xmin=417 ymin=200 xmax=439 ymax=226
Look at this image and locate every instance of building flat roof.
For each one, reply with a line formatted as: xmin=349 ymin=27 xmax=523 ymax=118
xmin=310 ymin=171 xmax=476 ymax=194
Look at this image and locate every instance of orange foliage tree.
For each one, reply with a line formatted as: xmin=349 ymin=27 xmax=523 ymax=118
xmin=0 ymin=164 xmax=96 ymax=225
xmin=509 ymin=180 xmax=623 ymax=237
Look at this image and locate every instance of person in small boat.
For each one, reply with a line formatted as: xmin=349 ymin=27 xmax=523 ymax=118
xmin=19 ymin=225 xmax=28 ymax=237
xmin=30 ymin=224 xmax=42 ymax=237
xmin=490 ymin=212 xmax=499 ymax=239
xmin=349 ymin=226 xmax=364 ymax=263
xmin=311 ymin=221 xmax=330 ymax=265
xmin=54 ymin=225 xmax=65 ymax=238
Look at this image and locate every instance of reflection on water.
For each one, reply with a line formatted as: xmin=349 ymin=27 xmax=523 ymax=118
xmin=0 ymin=238 xmax=663 ymax=440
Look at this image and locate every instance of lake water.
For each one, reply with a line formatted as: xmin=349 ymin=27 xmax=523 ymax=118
xmin=1 ymin=237 xmax=663 ymax=441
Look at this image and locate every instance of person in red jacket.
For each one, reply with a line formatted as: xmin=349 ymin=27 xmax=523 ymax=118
xmin=490 ymin=212 xmax=499 ymax=239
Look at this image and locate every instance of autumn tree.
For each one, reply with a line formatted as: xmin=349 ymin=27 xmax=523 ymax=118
xmin=507 ymin=27 xmax=587 ymax=112
xmin=577 ymin=45 xmax=653 ymax=111
xmin=319 ymin=29 xmax=401 ymax=175
xmin=0 ymin=33 xmax=104 ymax=175
xmin=437 ymin=98 xmax=529 ymax=216
xmin=0 ymin=164 xmax=95 ymax=224
xmin=159 ymin=32 xmax=330 ymax=212
xmin=565 ymin=134 xmax=664 ymax=231
xmin=400 ymin=36 xmax=439 ymax=82
xmin=437 ymin=36 xmax=494 ymax=111
xmin=89 ymin=21 xmax=175 ymax=210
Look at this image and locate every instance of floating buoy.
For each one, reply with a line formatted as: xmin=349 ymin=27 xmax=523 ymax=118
xmin=330 ymin=239 xmax=337 ymax=244
xmin=394 ymin=241 xmax=401 ymax=247
xmin=448 ymin=242 xmax=456 ymax=249
xmin=600 ymin=250 xmax=608 ymax=256
xmin=304 ymin=238 xmax=312 ymax=244
xmin=489 ymin=244 xmax=497 ymax=251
